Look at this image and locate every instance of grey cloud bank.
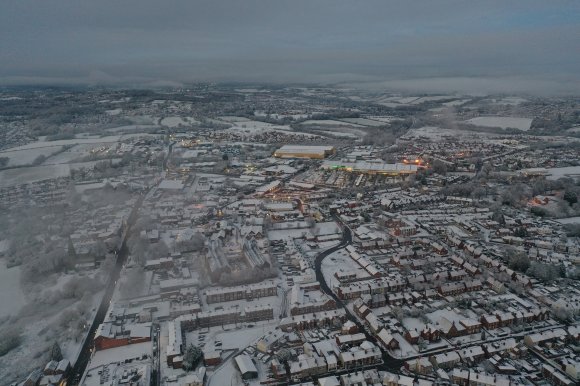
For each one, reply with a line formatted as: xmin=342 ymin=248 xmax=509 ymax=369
xmin=1 ymin=0 xmax=579 ymax=93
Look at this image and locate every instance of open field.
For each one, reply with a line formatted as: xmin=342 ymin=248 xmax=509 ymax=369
xmin=0 ymin=146 xmax=64 ymax=167
xmin=160 ymin=116 xmax=200 ymax=127
xmin=0 ymin=161 xmax=100 ymax=187
xmin=300 ymin=119 xmax=365 ymax=127
xmin=465 ymin=116 xmax=533 ymax=131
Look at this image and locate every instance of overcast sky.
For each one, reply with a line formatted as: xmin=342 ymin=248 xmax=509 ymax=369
xmin=1 ymin=0 xmax=579 ymax=93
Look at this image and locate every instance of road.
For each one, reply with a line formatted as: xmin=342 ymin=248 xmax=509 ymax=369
xmin=313 ymin=217 xmax=405 ymax=372
xmin=66 ymin=194 xmax=145 ymax=385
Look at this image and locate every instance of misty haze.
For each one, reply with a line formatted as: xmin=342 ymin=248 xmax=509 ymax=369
xmin=0 ymin=1 xmax=579 ymax=386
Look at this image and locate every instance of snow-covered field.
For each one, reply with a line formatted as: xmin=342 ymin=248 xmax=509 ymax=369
xmin=301 ymin=119 xmax=365 ymax=127
xmin=338 ymin=118 xmax=385 ymax=127
xmin=545 ymin=166 xmax=580 ymax=180
xmin=366 ymin=116 xmax=402 ymax=124
xmin=105 ymin=108 xmax=122 ymax=115
xmin=0 ymin=164 xmax=71 ymax=187
xmin=0 ymin=161 xmax=100 ymax=187
xmin=0 ymin=270 xmax=105 ymax=383
xmin=442 ymin=99 xmax=471 ymax=107
xmin=402 ymin=126 xmax=484 ymax=142
xmin=490 ymin=97 xmax=528 ymax=105
xmin=0 ymin=264 xmax=26 ymax=318
xmin=218 ymin=116 xmax=252 ymax=123
xmin=105 ymin=124 xmax=158 ymax=133
xmin=465 ymin=116 xmax=533 ymax=131
xmin=226 ymin=120 xmax=320 ymax=138
xmin=3 ymin=133 xmax=160 ymax=152
xmin=0 ymin=146 xmax=63 ymax=167
xmin=42 ymin=143 xmax=104 ymax=164
xmin=160 ymin=116 xmax=200 ymax=127
xmin=555 ymin=217 xmax=580 ymax=225
xmin=315 ymin=130 xmax=359 ymax=139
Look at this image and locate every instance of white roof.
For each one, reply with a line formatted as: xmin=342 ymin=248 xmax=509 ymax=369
xmin=158 ymin=179 xmax=184 ymax=190
xmin=234 ymin=354 xmax=258 ymax=375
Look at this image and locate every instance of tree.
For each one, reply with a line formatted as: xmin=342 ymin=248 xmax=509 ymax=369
xmin=90 ymin=241 xmax=108 ymax=260
xmin=417 ymin=337 xmax=427 ymax=351
xmin=51 ymin=341 xmax=63 ymax=361
xmin=183 ymin=344 xmax=203 ymax=371
xmin=432 ymin=160 xmax=447 ymax=175
xmin=563 ymin=191 xmax=578 ymax=206
xmin=527 ymin=262 xmax=561 ymax=282
xmin=514 ymin=227 xmax=529 ymax=238
xmin=508 ymin=252 xmax=530 ymax=272
xmin=66 ymin=237 xmax=77 ymax=269
xmin=120 ymin=268 xmax=145 ymax=299
xmin=0 ymin=327 xmax=22 ymax=357
xmin=177 ymin=233 xmax=205 ymax=253
xmin=32 ymin=154 xmax=47 ymax=166
xmin=530 ymin=206 xmax=548 ymax=217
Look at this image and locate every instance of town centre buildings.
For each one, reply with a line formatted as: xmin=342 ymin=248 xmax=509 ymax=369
xmin=321 ymin=160 xmax=419 ymax=175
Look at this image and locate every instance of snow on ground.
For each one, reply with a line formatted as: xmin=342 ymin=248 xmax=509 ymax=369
xmin=410 ymin=96 xmax=456 ymax=104
xmin=314 ymin=221 xmax=341 ymax=235
xmin=390 ymin=333 xmax=418 ymax=358
xmin=208 ymin=357 xmax=238 ymax=386
xmin=0 ymin=164 xmax=70 ymax=187
xmin=0 ymin=264 xmax=26 ymax=318
xmin=254 ymin=111 xmax=310 ymax=120
xmin=212 ymin=324 xmax=277 ymax=351
xmin=230 ymin=120 xmax=291 ymax=131
xmin=42 ymin=143 xmax=103 ymax=164
xmin=61 ymin=289 xmax=106 ymax=361
xmin=225 ymin=120 xmax=320 ymax=138
xmin=313 ymin=126 xmax=368 ymax=139
xmin=218 ymin=116 xmax=252 ymax=123
xmin=0 ymin=146 xmax=63 ymax=167
xmin=105 ymin=124 xmax=158 ymax=133
xmin=402 ymin=317 xmax=426 ymax=333
xmin=3 ymin=133 xmax=161 ymax=152
xmin=442 ymin=99 xmax=471 ymax=107
xmin=267 ymin=229 xmax=310 ymax=241
xmin=490 ymin=97 xmax=528 ymax=105
xmin=105 ymin=108 xmax=122 ymax=115
xmin=555 ymin=216 xmax=580 ymax=224
xmin=545 ymin=166 xmax=580 ymax=180
xmin=321 ymin=248 xmax=359 ymax=291
xmin=0 ymin=161 xmax=100 ymax=188
xmin=378 ymin=96 xmax=420 ymax=105
xmin=3 ymin=136 xmax=123 ymax=151
xmin=465 ymin=116 xmax=532 ymax=131
xmin=160 ymin=116 xmax=200 ymax=127
xmin=315 ymin=130 xmax=359 ymax=139
xmin=89 ymin=341 xmax=152 ymax=369
xmin=0 ymin=283 xmax=105 ymax=384
xmin=366 ymin=116 xmax=402 ymax=124
xmin=402 ymin=126 xmax=484 ymax=142
xmin=338 ymin=118 xmax=385 ymax=127
xmin=300 ymin=119 xmax=365 ymax=127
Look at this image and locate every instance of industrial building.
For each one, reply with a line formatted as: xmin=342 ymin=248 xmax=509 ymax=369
xmin=274 ymin=145 xmax=336 ymax=159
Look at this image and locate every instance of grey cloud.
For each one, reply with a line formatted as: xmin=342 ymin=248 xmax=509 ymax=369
xmin=0 ymin=0 xmax=578 ymax=93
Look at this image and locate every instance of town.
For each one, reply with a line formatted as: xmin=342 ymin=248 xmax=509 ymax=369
xmin=0 ymin=85 xmax=579 ymax=386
